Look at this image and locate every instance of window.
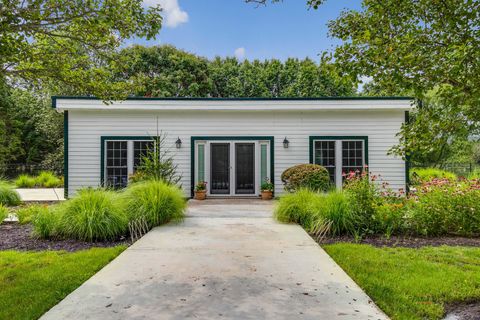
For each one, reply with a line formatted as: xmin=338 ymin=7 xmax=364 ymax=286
xmin=313 ymin=137 xmax=366 ymax=188
xmin=314 ymin=141 xmax=336 ymax=184
xmin=104 ymin=138 xmax=154 ymax=188
xmin=105 ymin=141 xmax=128 ymax=188
xmin=133 ymin=141 xmax=155 ymax=170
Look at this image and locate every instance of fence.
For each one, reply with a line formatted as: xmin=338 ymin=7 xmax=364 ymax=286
xmin=0 ymin=164 xmax=63 ymax=179
xmin=412 ymin=163 xmax=480 ymax=177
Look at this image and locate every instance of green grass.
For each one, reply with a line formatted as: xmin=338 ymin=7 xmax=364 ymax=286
xmin=0 ymin=246 xmax=125 ymax=320
xmin=0 ymin=181 xmax=21 ymax=206
xmin=15 ymin=174 xmax=36 ymax=188
xmin=0 ymin=204 xmax=9 ymax=224
xmin=324 ymin=243 xmax=480 ymax=320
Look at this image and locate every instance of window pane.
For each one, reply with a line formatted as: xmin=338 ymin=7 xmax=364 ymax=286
xmin=314 ymin=141 xmax=336 ymax=184
xmin=260 ymin=144 xmax=268 ymax=184
xmin=341 ymin=140 xmax=364 ymax=181
xmin=134 ymin=140 xmax=155 ymax=170
xmin=198 ymin=144 xmax=205 ymax=182
xmin=105 ymin=141 xmax=128 ymax=189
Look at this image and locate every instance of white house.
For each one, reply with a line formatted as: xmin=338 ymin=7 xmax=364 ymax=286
xmin=53 ymin=97 xmax=413 ymax=198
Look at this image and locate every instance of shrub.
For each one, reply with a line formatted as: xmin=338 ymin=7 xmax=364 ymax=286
xmin=275 ymin=189 xmax=320 ymax=231
xmin=0 ymin=204 xmax=9 ymax=224
xmin=406 ymin=179 xmax=480 ymax=236
xmin=281 ymin=164 xmax=330 ymax=193
xmin=410 ymin=168 xmax=456 ymax=185
xmin=32 ymin=206 xmax=59 ymax=239
xmin=122 ymin=180 xmax=186 ymax=229
xmin=35 ymin=171 xmax=62 ymax=188
xmin=56 ymin=189 xmax=128 ymax=241
xmin=0 ymin=182 xmax=21 ymax=206
xmin=372 ymin=203 xmax=406 ymax=238
xmin=15 ymin=175 xmax=36 ymax=188
xmin=311 ymin=191 xmax=355 ymax=237
xmin=16 ymin=204 xmax=47 ymax=225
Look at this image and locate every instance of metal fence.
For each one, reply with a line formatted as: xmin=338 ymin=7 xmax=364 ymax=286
xmin=412 ymin=163 xmax=480 ymax=177
xmin=0 ymin=164 xmax=63 ymax=179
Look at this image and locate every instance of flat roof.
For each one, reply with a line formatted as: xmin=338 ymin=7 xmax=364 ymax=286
xmin=53 ymin=96 xmax=414 ymax=112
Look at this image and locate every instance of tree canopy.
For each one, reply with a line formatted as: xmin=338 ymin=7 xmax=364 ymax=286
xmin=1 ymin=0 xmax=162 ymax=98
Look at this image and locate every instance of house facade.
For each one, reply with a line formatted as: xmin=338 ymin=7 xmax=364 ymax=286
xmin=53 ymin=97 xmax=413 ymax=198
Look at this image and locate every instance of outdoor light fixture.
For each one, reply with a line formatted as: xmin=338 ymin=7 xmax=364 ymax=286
xmin=175 ymin=137 xmax=182 ymax=149
xmin=283 ymin=137 xmax=290 ymax=148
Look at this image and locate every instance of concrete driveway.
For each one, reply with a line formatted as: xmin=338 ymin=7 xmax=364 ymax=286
xmin=41 ymin=200 xmax=387 ymax=320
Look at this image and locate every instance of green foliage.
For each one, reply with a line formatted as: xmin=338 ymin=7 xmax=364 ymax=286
xmin=0 ymin=181 xmax=21 ymax=206
xmin=0 ymin=204 xmax=9 ymax=224
xmin=410 ymin=168 xmax=457 ymax=185
xmin=2 ymin=1 xmax=162 ymax=99
xmin=469 ymin=168 xmax=480 ymax=180
xmin=275 ymin=189 xmax=319 ymax=231
xmin=131 ymin=135 xmax=181 ymax=185
xmin=406 ymin=179 xmax=480 ymax=237
xmin=372 ymin=203 xmax=406 ymax=238
xmin=16 ymin=204 xmax=48 ymax=225
xmin=31 ymin=206 xmax=59 ymax=239
xmin=260 ymin=179 xmax=274 ymax=192
xmin=34 ymin=171 xmax=62 ymax=188
xmin=0 ymin=247 xmax=124 ymax=320
xmin=116 ymin=45 xmax=356 ymax=98
xmin=122 ymin=180 xmax=186 ymax=229
xmin=194 ymin=181 xmax=207 ymax=192
xmin=56 ymin=189 xmax=128 ymax=241
xmin=324 ymin=244 xmax=480 ymax=320
xmin=281 ymin=164 xmax=331 ymax=193
xmin=15 ymin=175 xmax=36 ymax=188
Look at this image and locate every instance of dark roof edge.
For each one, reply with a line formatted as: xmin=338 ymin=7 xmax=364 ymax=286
xmin=52 ymin=95 xmax=414 ymax=109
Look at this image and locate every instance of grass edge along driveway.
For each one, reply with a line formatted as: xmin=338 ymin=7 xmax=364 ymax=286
xmin=0 ymin=246 xmax=125 ymax=320
xmin=324 ymin=243 xmax=480 ymax=320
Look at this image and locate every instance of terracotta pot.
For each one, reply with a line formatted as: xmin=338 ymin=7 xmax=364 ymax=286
xmin=261 ymin=190 xmax=273 ymax=200
xmin=194 ymin=190 xmax=207 ymax=200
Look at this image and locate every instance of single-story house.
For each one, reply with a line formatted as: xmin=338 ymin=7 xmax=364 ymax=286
xmin=53 ymin=97 xmax=413 ymax=198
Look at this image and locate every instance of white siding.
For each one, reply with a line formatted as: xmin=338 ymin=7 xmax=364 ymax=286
xmin=67 ymin=109 xmax=406 ymax=196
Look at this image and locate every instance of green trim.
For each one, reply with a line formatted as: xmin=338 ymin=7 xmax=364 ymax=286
xmin=51 ymin=96 xmax=413 ymax=108
xmin=63 ymin=111 xmax=68 ymax=198
xmin=190 ymin=136 xmax=274 ymax=198
xmin=405 ymin=111 xmax=411 ymax=192
xmin=100 ymin=136 xmax=154 ymax=186
xmin=309 ymin=135 xmax=369 ymax=167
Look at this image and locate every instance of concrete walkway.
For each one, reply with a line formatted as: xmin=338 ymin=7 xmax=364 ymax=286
xmin=16 ymin=188 xmax=65 ymax=201
xmin=41 ymin=200 xmax=387 ymax=320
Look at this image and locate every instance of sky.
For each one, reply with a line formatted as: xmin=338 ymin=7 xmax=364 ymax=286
xmin=135 ymin=0 xmax=363 ymax=61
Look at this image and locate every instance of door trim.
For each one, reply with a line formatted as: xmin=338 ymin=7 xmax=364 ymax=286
xmin=191 ymin=136 xmax=274 ymax=198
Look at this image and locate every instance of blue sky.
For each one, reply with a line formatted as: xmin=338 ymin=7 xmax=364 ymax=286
xmin=136 ymin=0 xmax=363 ymax=61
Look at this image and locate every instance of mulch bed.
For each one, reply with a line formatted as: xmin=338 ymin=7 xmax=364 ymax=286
xmin=445 ymin=301 xmax=480 ymax=320
xmin=0 ymin=222 xmax=129 ymax=252
xmin=317 ymin=235 xmax=480 ymax=248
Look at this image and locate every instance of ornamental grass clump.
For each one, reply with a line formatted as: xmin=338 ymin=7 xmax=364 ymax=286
xmin=0 ymin=205 xmax=9 ymax=224
xmin=15 ymin=175 xmax=36 ymax=188
xmin=56 ymin=188 xmax=128 ymax=241
xmin=311 ymin=191 xmax=355 ymax=237
xmin=16 ymin=204 xmax=47 ymax=225
xmin=0 ymin=181 xmax=21 ymax=206
xmin=32 ymin=206 xmax=59 ymax=239
xmin=35 ymin=171 xmax=62 ymax=188
xmin=122 ymin=180 xmax=186 ymax=229
xmin=274 ymin=189 xmax=320 ymax=231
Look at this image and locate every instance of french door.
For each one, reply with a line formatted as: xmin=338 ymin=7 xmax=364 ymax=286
xmin=209 ymin=142 xmax=256 ymax=196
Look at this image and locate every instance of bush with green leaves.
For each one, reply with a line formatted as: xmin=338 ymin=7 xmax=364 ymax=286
xmin=0 ymin=181 xmax=21 ymax=206
xmin=122 ymin=180 xmax=186 ymax=229
xmin=32 ymin=206 xmax=59 ymax=239
xmin=16 ymin=204 xmax=48 ymax=225
xmin=406 ymin=179 xmax=480 ymax=236
xmin=55 ymin=189 xmax=128 ymax=241
xmin=0 ymin=204 xmax=9 ymax=224
xmin=281 ymin=164 xmax=331 ymax=193
xmin=410 ymin=168 xmax=456 ymax=185
xmin=15 ymin=175 xmax=36 ymax=188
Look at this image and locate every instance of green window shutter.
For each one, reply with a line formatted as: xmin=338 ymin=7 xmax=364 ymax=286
xmin=198 ymin=144 xmax=205 ymax=182
xmin=260 ymin=144 xmax=268 ymax=183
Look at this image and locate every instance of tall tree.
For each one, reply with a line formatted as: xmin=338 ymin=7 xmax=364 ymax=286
xmin=1 ymin=0 xmax=162 ymax=98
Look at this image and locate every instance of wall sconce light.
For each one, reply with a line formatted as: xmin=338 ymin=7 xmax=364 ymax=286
xmin=175 ymin=137 xmax=182 ymax=149
xmin=283 ymin=137 xmax=290 ymax=149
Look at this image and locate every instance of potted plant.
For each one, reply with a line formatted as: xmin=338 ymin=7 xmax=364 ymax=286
xmin=260 ymin=179 xmax=274 ymax=200
xmin=194 ymin=181 xmax=207 ymax=200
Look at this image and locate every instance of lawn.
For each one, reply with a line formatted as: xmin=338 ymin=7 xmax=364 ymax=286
xmin=0 ymin=246 xmax=125 ymax=320
xmin=324 ymin=244 xmax=480 ymax=320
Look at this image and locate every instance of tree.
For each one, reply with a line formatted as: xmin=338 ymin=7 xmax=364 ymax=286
xmin=1 ymin=0 xmax=162 ymax=98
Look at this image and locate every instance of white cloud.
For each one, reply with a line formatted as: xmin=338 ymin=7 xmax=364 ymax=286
xmin=144 ymin=0 xmax=188 ymax=28
xmin=234 ymin=47 xmax=246 ymax=60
